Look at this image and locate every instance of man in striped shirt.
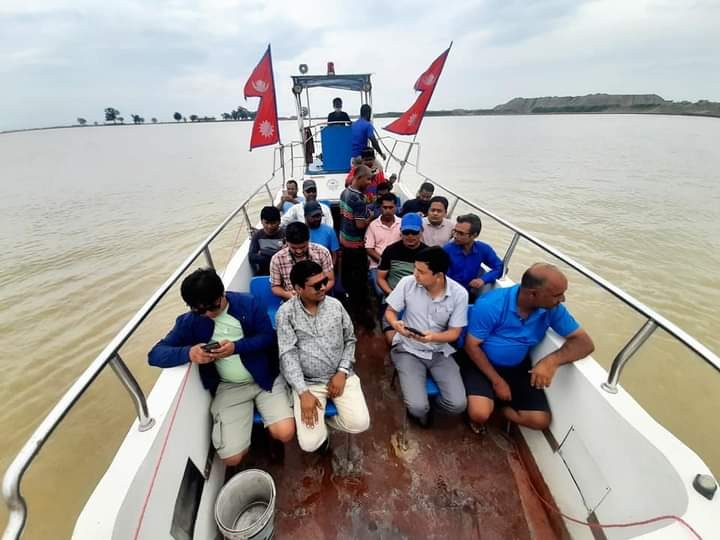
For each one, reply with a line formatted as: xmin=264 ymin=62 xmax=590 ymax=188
xmin=339 ymin=164 xmax=373 ymax=326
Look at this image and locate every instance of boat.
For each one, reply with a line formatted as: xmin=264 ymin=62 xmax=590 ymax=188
xmin=3 ymin=65 xmax=719 ymax=540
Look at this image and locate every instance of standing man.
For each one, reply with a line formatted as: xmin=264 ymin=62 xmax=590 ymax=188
xmin=277 ymin=260 xmax=370 ymax=452
xmin=365 ymin=194 xmax=402 ymax=296
xmin=148 ymin=268 xmax=295 ymax=468
xmin=270 ymin=222 xmax=334 ymax=300
xmin=339 ymin=164 xmax=374 ymax=325
xmin=385 ymin=247 xmax=469 ymax=427
xmin=445 ymin=213 xmax=503 ymax=300
xmin=305 ymin=200 xmax=340 ymax=266
xmin=281 ymin=179 xmax=333 ymax=227
xmin=400 ymin=182 xmax=435 ymax=216
xmin=248 ymin=206 xmax=285 ymax=276
xmin=327 ymin=97 xmax=351 ymax=125
xmin=351 ymin=104 xmax=386 ymax=161
xmin=422 ymin=196 xmax=453 ymax=247
xmin=462 ymin=263 xmax=595 ymax=431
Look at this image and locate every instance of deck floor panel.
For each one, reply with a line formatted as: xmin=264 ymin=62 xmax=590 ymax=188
xmin=249 ymin=330 xmax=556 ymax=539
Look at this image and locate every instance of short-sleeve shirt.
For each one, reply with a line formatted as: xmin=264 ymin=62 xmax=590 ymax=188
xmin=269 ymin=243 xmax=334 ymax=291
xmin=378 ymin=240 xmax=427 ymax=289
xmin=351 ymin=118 xmax=375 ymax=157
xmin=386 ymin=275 xmax=469 ymax=359
xmin=309 ymin=223 xmax=340 ymax=253
xmin=400 ymin=198 xmax=431 ymax=216
xmin=211 ymin=308 xmax=253 ymax=384
xmin=339 ymin=186 xmax=369 ymax=248
xmin=327 ymin=110 xmax=351 ymax=124
xmin=468 ymin=285 xmax=580 ymax=367
xmin=422 ymin=217 xmax=453 ymax=247
xmin=364 ymin=216 xmax=401 ymax=269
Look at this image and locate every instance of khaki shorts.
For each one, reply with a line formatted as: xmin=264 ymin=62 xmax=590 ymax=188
xmin=210 ymin=375 xmax=293 ymax=459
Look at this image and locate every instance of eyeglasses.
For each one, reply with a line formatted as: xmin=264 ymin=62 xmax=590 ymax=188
xmin=452 ymin=229 xmax=472 ymax=237
xmin=309 ymin=276 xmax=329 ymax=291
xmin=190 ymin=299 xmax=222 ymax=315
xmin=305 ymin=188 xmax=317 ymax=193
xmin=401 ymin=230 xmax=420 ymax=236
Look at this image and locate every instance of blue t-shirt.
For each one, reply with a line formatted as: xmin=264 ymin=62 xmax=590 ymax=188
xmin=444 ymin=240 xmax=504 ymax=290
xmin=468 ymin=285 xmax=580 ymax=367
xmin=351 ymin=118 xmax=374 ymax=157
xmin=308 ymin=223 xmax=340 ymax=252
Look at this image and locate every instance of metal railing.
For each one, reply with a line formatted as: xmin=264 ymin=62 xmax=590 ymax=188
xmin=379 ymin=137 xmax=720 ymax=392
xmin=1 ymin=163 xmax=285 ymax=540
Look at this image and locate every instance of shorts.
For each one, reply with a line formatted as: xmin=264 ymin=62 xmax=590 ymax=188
xmin=456 ymin=350 xmax=549 ymax=413
xmin=210 ymin=376 xmax=293 ymax=459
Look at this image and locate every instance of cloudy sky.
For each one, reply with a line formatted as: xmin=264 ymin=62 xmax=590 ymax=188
xmin=2 ymin=0 xmax=719 ymax=131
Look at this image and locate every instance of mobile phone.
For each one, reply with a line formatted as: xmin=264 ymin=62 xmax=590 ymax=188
xmin=405 ymin=327 xmax=426 ymax=337
xmin=202 ymin=341 xmax=221 ymax=352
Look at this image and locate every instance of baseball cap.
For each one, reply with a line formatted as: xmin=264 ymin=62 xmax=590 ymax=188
xmin=304 ymin=200 xmax=323 ymax=216
xmin=400 ymin=213 xmax=423 ymax=232
xmin=302 ymin=179 xmax=317 ymax=191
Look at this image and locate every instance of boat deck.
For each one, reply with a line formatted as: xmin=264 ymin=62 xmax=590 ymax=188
xmin=248 ymin=329 xmax=566 ymax=539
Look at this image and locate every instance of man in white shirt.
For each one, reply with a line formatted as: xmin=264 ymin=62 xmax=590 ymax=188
xmin=422 ymin=196 xmax=453 ymax=247
xmin=281 ymin=179 xmax=333 ymax=228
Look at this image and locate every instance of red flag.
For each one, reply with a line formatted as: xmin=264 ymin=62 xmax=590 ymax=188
xmin=244 ymin=45 xmax=280 ymax=150
xmin=384 ymin=44 xmax=452 ymax=136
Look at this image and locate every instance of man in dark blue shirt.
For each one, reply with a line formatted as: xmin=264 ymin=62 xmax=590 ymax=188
xmin=444 ymin=213 xmax=503 ymax=300
xmin=327 ymin=97 xmax=351 ymax=125
xmin=351 ymin=104 xmax=386 ymax=160
xmin=461 ymin=263 xmax=594 ymax=432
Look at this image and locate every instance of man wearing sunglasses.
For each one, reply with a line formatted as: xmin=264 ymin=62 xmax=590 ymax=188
xmin=277 ymin=260 xmax=370 ymax=452
xmin=148 ymin=268 xmax=295 ymax=469
xmin=444 ymin=213 xmax=504 ymax=301
xmin=281 ymin=179 xmax=334 ymax=228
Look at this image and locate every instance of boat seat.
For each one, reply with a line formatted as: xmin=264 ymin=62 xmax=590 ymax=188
xmin=253 ymin=399 xmax=337 ymax=424
xmin=249 ymin=276 xmax=281 ymax=329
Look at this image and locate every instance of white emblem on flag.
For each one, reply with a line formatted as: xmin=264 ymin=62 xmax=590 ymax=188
xmin=423 ymin=73 xmax=436 ymax=86
xmin=259 ymin=120 xmax=274 ymax=138
xmin=252 ymin=80 xmax=269 ymax=93
xmin=408 ymin=113 xmax=418 ymax=126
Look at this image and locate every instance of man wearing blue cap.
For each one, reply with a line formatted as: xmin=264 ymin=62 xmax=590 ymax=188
xmin=376 ymin=213 xmax=427 ymax=296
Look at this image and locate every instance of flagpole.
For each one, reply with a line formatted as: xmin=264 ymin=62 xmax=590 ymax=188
xmin=396 ymin=132 xmax=417 ymax=182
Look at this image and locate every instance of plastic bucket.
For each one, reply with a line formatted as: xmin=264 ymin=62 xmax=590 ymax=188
xmin=214 ymin=469 xmax=276 ymax=540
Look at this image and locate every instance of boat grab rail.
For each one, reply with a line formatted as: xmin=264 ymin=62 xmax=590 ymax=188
xmin=376 ymin=135 xmax=720 ymax=392
xmin=1 ymin=169 xmax=284 ymax=540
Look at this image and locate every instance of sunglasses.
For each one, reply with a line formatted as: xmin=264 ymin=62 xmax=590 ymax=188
xmin=305 ymin=188 xmax=317 ymax=193
xmin=401 ymin=229 xmax=421 ymax=236
xmin=190 ymin=300 xmax=222 ymax=315
xmin=308 ymin=276 xmax=329 ymax=291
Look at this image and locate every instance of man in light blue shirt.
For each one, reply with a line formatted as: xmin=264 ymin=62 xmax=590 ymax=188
xmin=305 ymin=201 xmax=340 ymax=265
xmin=461 ymin=263 xmax=594 ymax=431
xmin=385 ymin=247 xmax=469 ymax=427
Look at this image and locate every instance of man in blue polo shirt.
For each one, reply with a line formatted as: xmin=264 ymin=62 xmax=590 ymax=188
xmin=444 ymin=213 xmax=503 ymax=301
xmin=461 ymin=263 xmax=594 ymax=431
xmin=351 ymin=104 xmax=386 ymax=161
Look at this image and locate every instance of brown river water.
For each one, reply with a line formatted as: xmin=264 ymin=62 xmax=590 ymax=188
xmin=1 ymin=115 xmax=718 ymax=538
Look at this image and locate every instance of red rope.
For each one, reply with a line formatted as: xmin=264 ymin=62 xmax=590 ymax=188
xmin=132 ymin=365 xmax=192 ymax=540
xmin=511 ymin=434 xmax=703 ymax=539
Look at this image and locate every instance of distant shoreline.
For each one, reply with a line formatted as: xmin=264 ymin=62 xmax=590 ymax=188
xmin=2 ymin=109 xmax=718 ymax=135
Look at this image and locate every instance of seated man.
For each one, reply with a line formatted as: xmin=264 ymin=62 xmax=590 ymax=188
xmin=277 ymin=260 xmax=371 ymax=452
xmin=276 ymin=179 xmax=303 ymax=213
xmin=281 ymin=179 xmax=333 ymax=227
xmin=305 ymin=201 xmax=339 ymax=266
xmin=400 ymin=182 xmax=435 ymax=216
xmin=444 ymin=213 xmax=503 ymax=299
xmin=376 ymin=213 xmax=427 ymax=297
xmin=462 ymin=263 xmax=595 ymax=431
xmin=385 ymin=247 xmax=468 ymax=426
xmin=148 ymin=268 xmax=295 ymax=467
xmin=327 ymin=97 xmax=351 ymax=125
xmin=248 ymin=206 xmax=285 ymax=275
xmin=422 ymin=196 xmax=453 ymax=247
xmin=270 ymin=222 xmax=334 ymax=300
xmin=365 ymin=194 xmax=401 ymax=296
